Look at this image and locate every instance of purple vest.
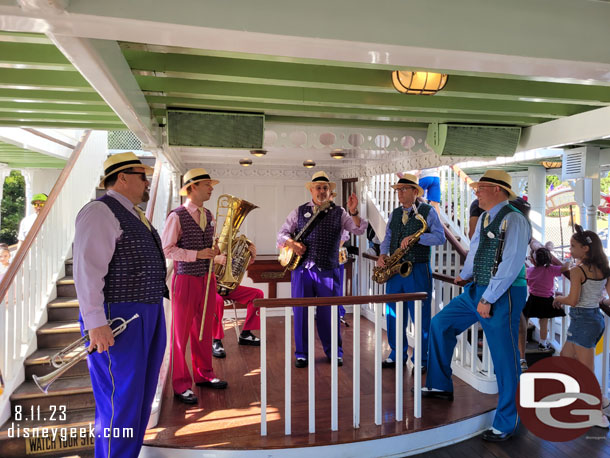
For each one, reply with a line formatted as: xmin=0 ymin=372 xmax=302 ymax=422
xmin=296 ymin=203 xmax=342 ymax=270
xmin=173 ymin=205 xmax=214 ymax=276
xmin=99 ymin=195 xmax=166 ymax=304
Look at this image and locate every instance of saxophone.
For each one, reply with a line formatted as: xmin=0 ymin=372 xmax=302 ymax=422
xmin=372 ymin=213 xmax=428 ymax=284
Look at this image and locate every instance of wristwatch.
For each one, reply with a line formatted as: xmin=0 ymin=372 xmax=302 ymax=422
xmin=480 ymin=298 xmax=491 ymax=305
xmin=349 ymin=210 xmax=359 ymax=216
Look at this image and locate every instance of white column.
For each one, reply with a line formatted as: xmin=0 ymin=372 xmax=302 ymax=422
xmin=583 ymin=177 xmax=601 ymax=232
xmin=527 ymin=165 xmax=546 ymax=242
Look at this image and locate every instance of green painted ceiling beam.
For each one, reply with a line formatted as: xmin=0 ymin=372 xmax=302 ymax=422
xmin=0 ymin=68 xmax=96 ymax=91
xmin=0 ymin=31 xmax=52 ymax=45
xmin=0 ymin=111 xmax=122 ymax=122
xmin=0 ymin=101 xmax=117 ymax=114
xmin=148 ymin=98 xmax=546 ymax=126
xmin=135 ymin=76 xmax=590 ymax=118
xmin=0 ymin=120 xmax=125 ymax=129
xmin=124 ymin=50 xmax=610 ymax=106
xmin=0 ymin=89 xmax=108 ymax=104
xmin=0 ymin=141 xmax=66 ymax=168
xmin=0 ymin=42 xmax=76 ymax=71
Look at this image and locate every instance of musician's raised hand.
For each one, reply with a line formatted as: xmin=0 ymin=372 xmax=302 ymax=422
xmin=376 ymin=254 xmax=387 ymax=267
xmin=88 ymin=324 xmax=115 ymax=353
xmin=347 ymin=192 xmax=358 ymax=214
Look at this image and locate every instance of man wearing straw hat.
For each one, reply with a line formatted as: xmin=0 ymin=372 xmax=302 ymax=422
xmin=424 ymin=169 xmax=530 ymax=442
xmin=278 ymin=171 xmax=367 ymax=368
xmin=377 ymin=173 xmax=445 ymax=371
xmin=162 ymin=168 xmax=227 ymax=405
xmin=73 ymin=152 xmax=167 ymax=458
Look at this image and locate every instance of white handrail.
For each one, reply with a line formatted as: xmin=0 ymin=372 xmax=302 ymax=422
xmin=258 ymin=294 xmax=424 ymax=436
xmin=0 ymin=131 xmax=107 ymax=425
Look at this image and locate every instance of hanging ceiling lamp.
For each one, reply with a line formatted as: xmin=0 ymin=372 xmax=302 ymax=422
xmin=330 ymin=149 xmax=346 ymax=159
xmin=250 ymin=149 xmax=267 ymax=157
xmin=303 ymin=160 xmax=316 ymax=168
xmin=239 ymin=158 xmax=253 ymax=167
xmin=391 ymin=71 xmax=448 ymax=95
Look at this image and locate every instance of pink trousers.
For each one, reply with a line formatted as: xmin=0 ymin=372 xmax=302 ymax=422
xmin=171 ymin=273 xmax=218 ymax=394
xmin=213 ymin=285 xmax=263 ymax=340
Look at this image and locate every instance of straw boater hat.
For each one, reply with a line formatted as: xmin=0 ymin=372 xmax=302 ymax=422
xmin=305 ymin=171 xmax=336 ymax=192
xmin=390 ymin=173 xmax=424 ymax=197
xmin=470 ymin=169 xmax=517 ymax=200
xmin=99 ymin=152 xmax=154 ymax=187
xmin=179 ymin=168 xmax=220 ymax=196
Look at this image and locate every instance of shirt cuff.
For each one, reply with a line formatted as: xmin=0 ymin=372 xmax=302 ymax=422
xmin=185 ymin=249 xmax=198 ymax=262
xmin=82 ymin=309 xmax=109 ymax=331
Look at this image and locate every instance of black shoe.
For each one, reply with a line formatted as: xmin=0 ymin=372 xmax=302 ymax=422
xmin=419 ymin=387 xmax=454 ymax=401
xmin=212 ymin=339 xmax=226 ymax=358
xmin=326 ymin=356 xmax=343 ymax=366
xmin=196 ymin=378 xmax=228 ymax=389
xmin=482 ymin=429 xmax=512 ymax=441
xmin=382 ymin=358 xmax=396 ymax=368
xmin=175 ymin=389 xmax=198 ymax=404
xmin=239 ymin=331 xmax=261 ymax=346
xmin=295 ymin=358 xmax=308 ymax=368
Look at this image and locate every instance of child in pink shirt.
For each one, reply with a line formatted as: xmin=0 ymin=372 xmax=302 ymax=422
xmin=519 ymin=242 xmax=568 ymax=370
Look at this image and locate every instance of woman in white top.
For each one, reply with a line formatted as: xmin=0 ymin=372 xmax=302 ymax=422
xmin=554 ymin=225 xmax=610 ymax=428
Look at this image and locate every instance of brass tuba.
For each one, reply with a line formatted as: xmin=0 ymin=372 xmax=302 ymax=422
xmin=214 ymin=194 xmax=258 ymax=295
xmin=372 ymin=213 xmax=428 ymax=284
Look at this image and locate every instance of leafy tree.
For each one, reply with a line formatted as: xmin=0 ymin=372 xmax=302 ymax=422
xmin=0 ymin=170 xmax=25 ymax=244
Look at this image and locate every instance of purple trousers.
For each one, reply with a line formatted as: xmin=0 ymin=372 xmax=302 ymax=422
xmin=292 ymin=265 xmax=343 ymax=359
xmin=80 ymin=301 xmax=166 ymax=458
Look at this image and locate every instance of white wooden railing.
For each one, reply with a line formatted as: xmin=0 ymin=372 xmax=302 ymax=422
xmin=256 ymin=293 xmax=425 ymax=436
xmin=360 ymin=166 xmax=499 ymax=393
xmin=0 ymin=130 xmax=108 ymax=425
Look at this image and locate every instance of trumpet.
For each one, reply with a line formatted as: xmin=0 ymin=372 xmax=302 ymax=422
xmin=33 ymin=314 xmax=140 ymax=394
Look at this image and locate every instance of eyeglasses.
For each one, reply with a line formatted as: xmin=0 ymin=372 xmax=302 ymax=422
xmin=395 ymin=187 xmax=413 ymax=193
xmin=33 ymin=202 xmax=45 ymax=208
xmin=122 ymin=172 xmax=148 ymax=181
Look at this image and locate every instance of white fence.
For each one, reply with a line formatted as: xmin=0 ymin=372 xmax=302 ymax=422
xmin=0 ymin=130 xmax=107 ymax=425
xmin=258 ymin=293 xmax=424 ymax=436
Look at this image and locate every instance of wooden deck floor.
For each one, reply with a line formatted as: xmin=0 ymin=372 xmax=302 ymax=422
xmin=144 ymin=315 xmax=498 ymax=450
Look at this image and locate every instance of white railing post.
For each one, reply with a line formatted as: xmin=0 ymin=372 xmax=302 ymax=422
xmin=353 ymin=303 xmax=361 ymax=429
xmin=395 ymin=298 xmax=403 ymax=422
xmin=285 ymin=306 xmax=291 ymax=435
xmin=260 ymin=307 xmax=267 ymax=436
xmin=331 ymin=304 xmax=338 ymax=431
xmin=374 ymin=301 xmax=382 ymax=425
xmin=308 ymin=306 xmax=315 ymax=434
xmin=414 ymin=299 xmax=422 ymax=419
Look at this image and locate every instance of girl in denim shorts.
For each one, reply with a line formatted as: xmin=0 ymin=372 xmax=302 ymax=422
xmin=553 ymin=225 xmax=610 ymax=428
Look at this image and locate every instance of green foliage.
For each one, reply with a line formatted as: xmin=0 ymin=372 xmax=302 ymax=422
xmin=0 ymin=170 xmax=25 ymax=244
xmin=601 ymin=175 xmax=610 ymax=194
xmin=546 ymin=175 xmax=562 ymax=191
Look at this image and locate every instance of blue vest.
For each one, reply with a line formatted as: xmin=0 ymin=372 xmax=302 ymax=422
xmin=173 ymin=205 xmax=214 ymax=276
xmin=388 ymin=203 xmax=432 ymax=264
xmin=99 ymin=195 xmax=166 ymax=304
xmin=473 ymin=204 xmax=527 ymax=286
xmin=296 ymin=203 xmax=342 ymax=270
